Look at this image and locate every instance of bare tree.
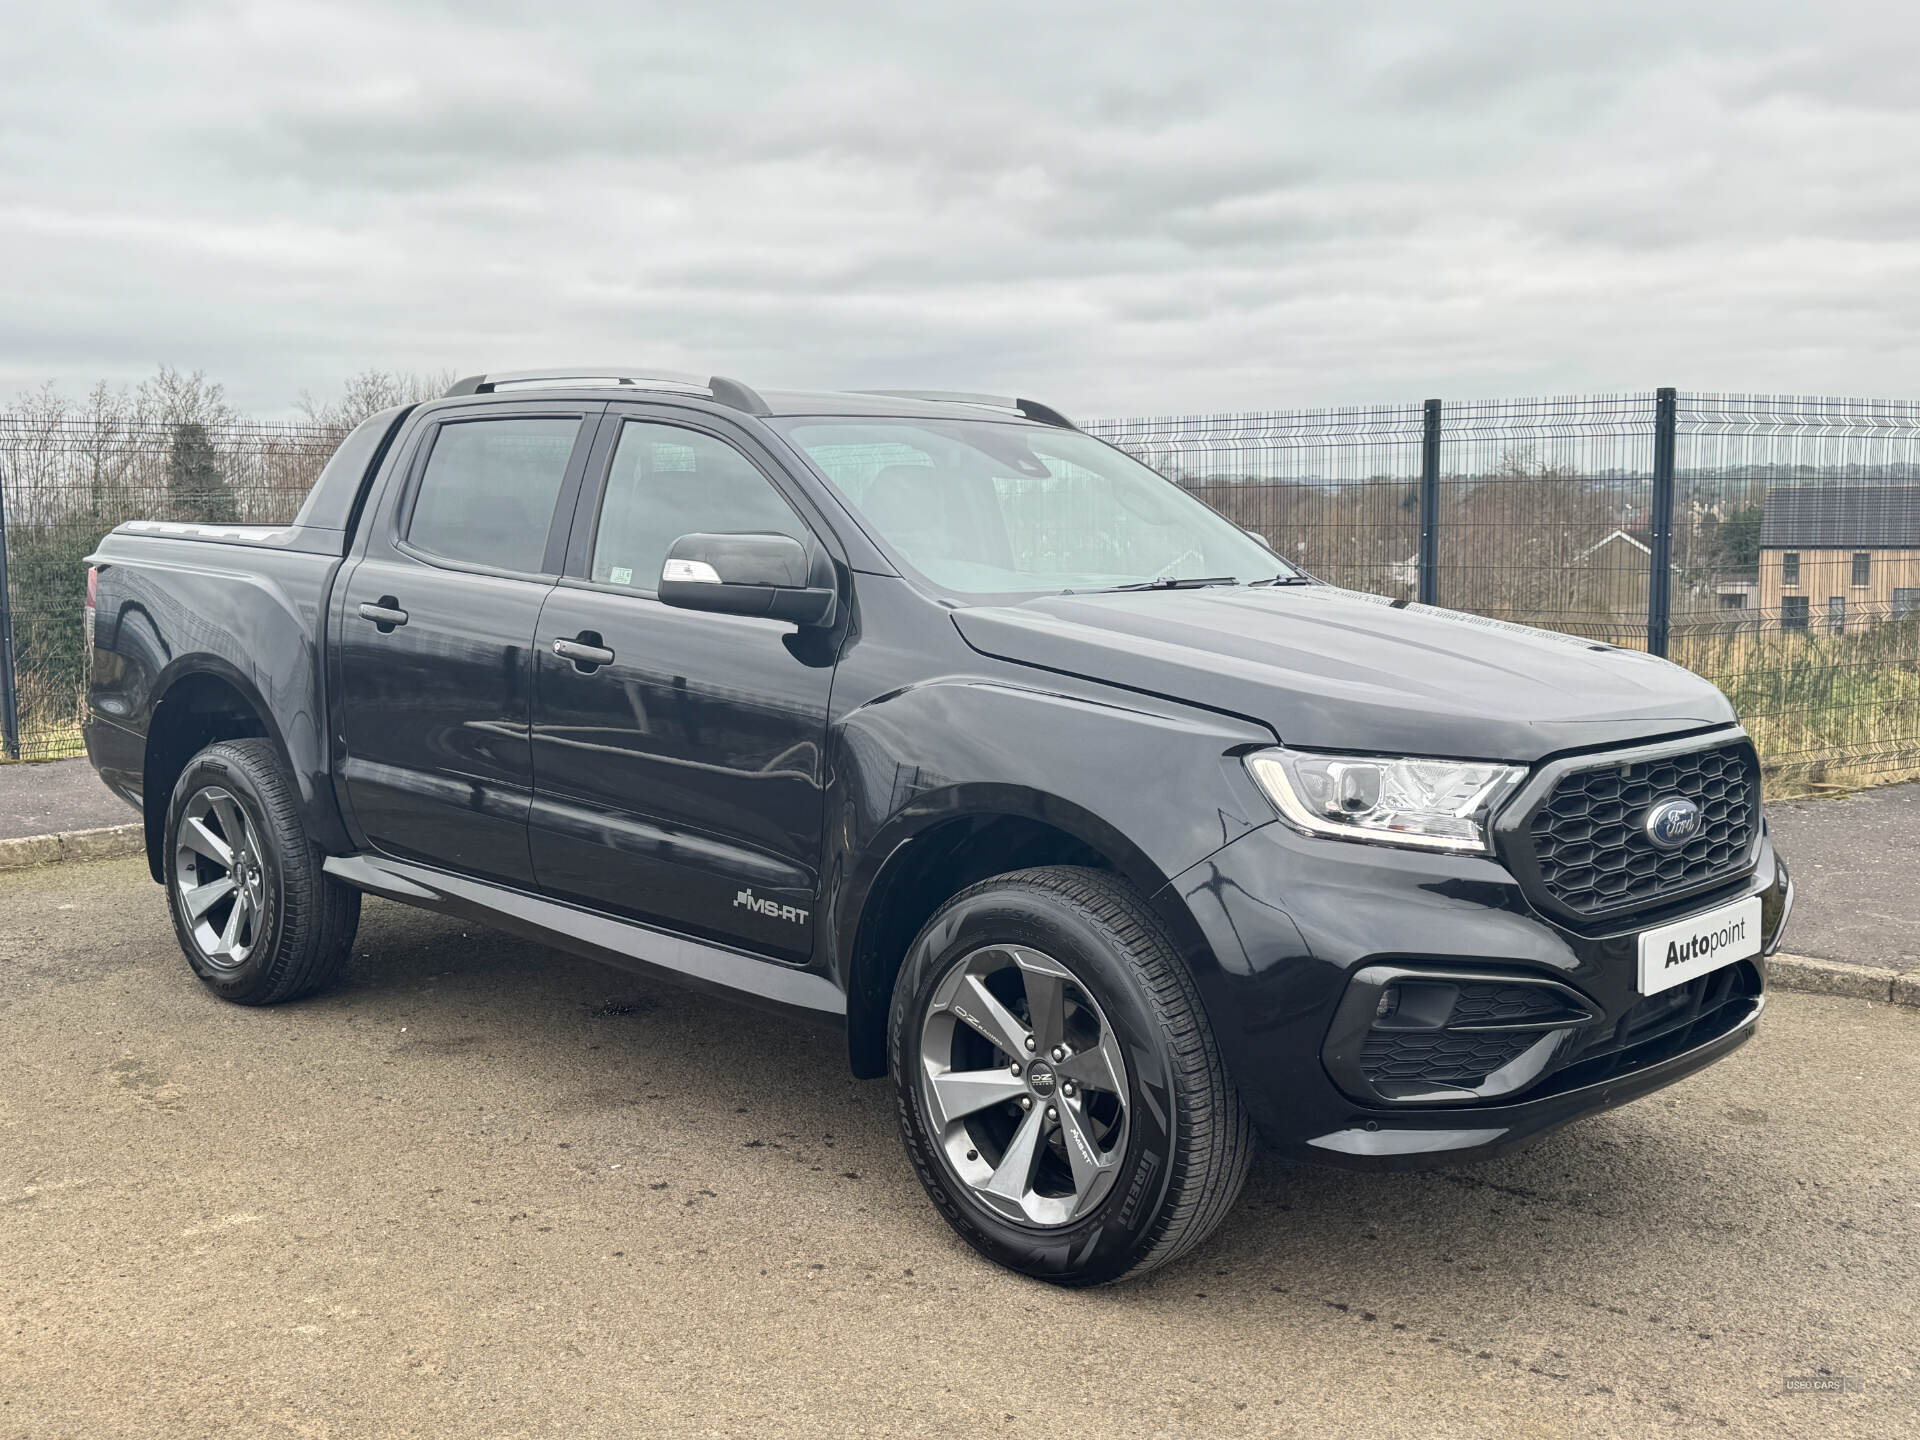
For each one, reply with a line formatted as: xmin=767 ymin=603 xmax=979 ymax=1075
xmin=137 ymin=365 xmax=236 ymax=432
xmin=79 ymin=381 xmax=138 ymax=511
xmin=296 ymin=368 xmax=458 ymax=435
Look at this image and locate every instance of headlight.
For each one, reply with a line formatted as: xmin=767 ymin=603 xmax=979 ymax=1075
xmin=1245 ymin=746 xmax=1527 ymax=854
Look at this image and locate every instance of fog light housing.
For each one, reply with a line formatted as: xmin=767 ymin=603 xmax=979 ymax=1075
xmin=1324 ymin=966 xmax=1596 ymax=1105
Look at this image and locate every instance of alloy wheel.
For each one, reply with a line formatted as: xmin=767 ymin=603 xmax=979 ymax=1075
xmin=918 ymin=944 xmax=1131 ymax=1227
xmin=173 ymin=787 xmax=268 ymax=971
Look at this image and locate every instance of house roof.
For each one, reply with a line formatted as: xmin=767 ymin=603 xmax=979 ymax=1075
xmin=1581 ymin=528 xmax=1651 ymax=558
xmin=1394 ymin=527 xmax=1660 ymax=571
xmin=1761 ymin=485 xmax=1920 ymax=549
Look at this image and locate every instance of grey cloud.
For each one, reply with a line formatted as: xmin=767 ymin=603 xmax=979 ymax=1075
xmin=3 ymin=0 xmax=1920 ymax=415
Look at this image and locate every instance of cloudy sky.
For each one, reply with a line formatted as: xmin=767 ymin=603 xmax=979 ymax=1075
xmin=3 ymin=0 xmax=1917 ymax=417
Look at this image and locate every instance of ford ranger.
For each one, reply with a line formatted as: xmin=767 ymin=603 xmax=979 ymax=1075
xmin=83 ymin=369 xmax=1793 ymax=1284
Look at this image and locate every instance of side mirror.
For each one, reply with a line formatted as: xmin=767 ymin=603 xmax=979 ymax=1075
xmin=657 ymin=532 xmax=839 ymax=627
xmin=1243 ymin=528 xmax=1273 ymax=550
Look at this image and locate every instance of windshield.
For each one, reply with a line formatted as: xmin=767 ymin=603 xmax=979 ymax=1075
xmin=774 ymin=418 xmax=1298 ymax=599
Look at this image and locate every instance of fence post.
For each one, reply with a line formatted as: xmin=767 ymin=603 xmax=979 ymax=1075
xmin=0 ymin=464 xmax=19 ymax=760
xmin=1647 ymin=387 xmax=1678 ymax=657
xmin=1418 ymin=398 xmax=1441 ymax=605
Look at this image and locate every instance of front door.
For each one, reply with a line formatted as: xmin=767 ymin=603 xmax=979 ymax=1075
xmin=334 ymin=406 xmax=599 ymax=887
xmin=528 ymin=412 xmax=839 ymax=961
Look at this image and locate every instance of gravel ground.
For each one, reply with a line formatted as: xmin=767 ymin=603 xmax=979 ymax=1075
xmin=1766 ymin=782 xmax=1920 ymax=971
xmin=0 ymin=756 xmax=132 ymax=840
xmin=3 ymin=856 xmax=1917 ymax=1439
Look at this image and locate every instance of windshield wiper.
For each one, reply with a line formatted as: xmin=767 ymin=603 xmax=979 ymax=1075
xmin=1106 ymin=575 xmax=1241 ymax=592
xmin=1247 ymin=574 xmax=1314 ymax=587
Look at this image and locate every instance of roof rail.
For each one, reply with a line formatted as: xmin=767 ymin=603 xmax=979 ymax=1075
xmin=851 ymin=390 xmax=1077 ymax=429
xmin=442 ymin=369 xmax=771 ymax=417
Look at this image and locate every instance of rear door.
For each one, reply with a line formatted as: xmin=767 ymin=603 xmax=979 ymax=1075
xmin=333 ymin=403 xmax=602 ymax=887
xmin=527 ymin=407 xmax=840 ymax=961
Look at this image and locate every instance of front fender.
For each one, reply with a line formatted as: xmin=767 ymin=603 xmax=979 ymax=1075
xmin=822 ymin=677 xmax=1277 ymax=989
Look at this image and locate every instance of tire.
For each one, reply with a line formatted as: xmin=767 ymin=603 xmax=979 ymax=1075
xmin=163 ymin=738 xmax=361 ymax=1005
xmin=888 ymin=866 xmax=1253 ymax=1285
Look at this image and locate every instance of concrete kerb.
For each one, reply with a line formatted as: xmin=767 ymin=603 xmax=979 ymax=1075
xmin=1767 ymin=953 xmax=1919 ymax=1008
xmin=0 ymin=824 xmax=143 ymax=873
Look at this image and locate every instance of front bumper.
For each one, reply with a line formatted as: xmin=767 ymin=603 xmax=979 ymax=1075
xmin=1163 ymin=817 xmax=1790 ymax=1169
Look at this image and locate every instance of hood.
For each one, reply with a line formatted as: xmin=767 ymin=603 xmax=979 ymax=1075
xmin=950 ymin=584 xmax=1736 ymax=763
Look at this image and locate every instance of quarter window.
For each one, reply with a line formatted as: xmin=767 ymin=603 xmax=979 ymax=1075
xmin=1852 ymin=551 xmax=1871 ymax=587
xmin=407 ymin=418 xmax=580 ymax=572
xmin=590 ymin=422 xmax=811 ymax=592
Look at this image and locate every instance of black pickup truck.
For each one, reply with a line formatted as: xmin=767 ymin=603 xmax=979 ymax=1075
xmin=84 ymin=369 xmax=1793 ymax=1284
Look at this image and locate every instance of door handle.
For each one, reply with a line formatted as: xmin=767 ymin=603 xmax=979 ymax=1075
xmin=358 ymin=599 xmax=409 ymax=631
xmin=553 ymin=635 xmax=615 ymax=671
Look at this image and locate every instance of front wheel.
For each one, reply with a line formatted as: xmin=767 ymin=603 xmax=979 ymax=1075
xmin=889 ymin=867 xmax=1253 ymax=1285
xmin=165 ymin=738 xmax=360 ymax=1005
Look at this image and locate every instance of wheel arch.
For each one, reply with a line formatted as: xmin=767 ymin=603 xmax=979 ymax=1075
xmin=140 ymin=662 xmax=288 ymax=882
xmin=836 ymin=785 xmax=1216 ymax=1079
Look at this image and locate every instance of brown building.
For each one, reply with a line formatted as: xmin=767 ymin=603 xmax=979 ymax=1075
xmin=1758 ymin=485 xmax=1920 ymax=632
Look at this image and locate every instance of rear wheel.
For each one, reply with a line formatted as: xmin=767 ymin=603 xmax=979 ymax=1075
xmin=165 ymin=738 xmax=360 ymax=1005
xmin=889 ymin=866 xmax=1253 ymax=1285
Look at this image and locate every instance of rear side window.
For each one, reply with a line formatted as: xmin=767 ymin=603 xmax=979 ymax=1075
xmin=590 ymin=422 xmax=810 ymax=591
xmin=406 ymin=417 xmax=581 ymax=572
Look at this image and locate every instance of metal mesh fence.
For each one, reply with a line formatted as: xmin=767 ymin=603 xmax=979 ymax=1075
xmin=1087 ymin=406 xmax=1424 ymax=596
xmin=4 ymin=393 xmax=1918 ymax=795
xmin=1670 ymin=394 xmax=1920 ymax=793
xmin=1432 ymin=394 xmax=1657 ymax=648
xmin=1090 ymin=392 xmax=1920 ymax=795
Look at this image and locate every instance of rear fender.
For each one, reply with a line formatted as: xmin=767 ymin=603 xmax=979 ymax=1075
xmin=86 ymin=542 xmax=351 ymax=874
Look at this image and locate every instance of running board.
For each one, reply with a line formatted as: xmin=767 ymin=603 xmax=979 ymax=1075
xmin=323 ymin=853 xmax=846 ymax=1022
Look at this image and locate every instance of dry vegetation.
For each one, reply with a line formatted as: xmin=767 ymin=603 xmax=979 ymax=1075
xmin=1676 ymin=623 xmax=1920 ymax=796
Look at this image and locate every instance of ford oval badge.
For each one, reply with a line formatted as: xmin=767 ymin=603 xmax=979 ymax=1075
xmin=1644 ymin=797 xmax=1703 ymax=850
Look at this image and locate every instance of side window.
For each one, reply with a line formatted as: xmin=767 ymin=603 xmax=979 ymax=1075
xmin=591 ymin=422 xmax=811 ymax=591
xmin=406 ymin=417 xmax=581 ymax=573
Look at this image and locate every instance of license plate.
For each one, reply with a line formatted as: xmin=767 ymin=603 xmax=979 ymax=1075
xmin=1637 ymin=896 xmax=1762 ymax=996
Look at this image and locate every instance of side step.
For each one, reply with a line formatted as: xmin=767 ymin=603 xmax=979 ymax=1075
xmin=323 ymin=853 xmax=845 ymax=1023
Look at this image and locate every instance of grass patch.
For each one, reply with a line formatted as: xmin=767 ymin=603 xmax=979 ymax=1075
xmin=1672 ymin=622 xmax=1920 ymax=797
xmin=3 ymin=666 xmax=87 ymax=763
